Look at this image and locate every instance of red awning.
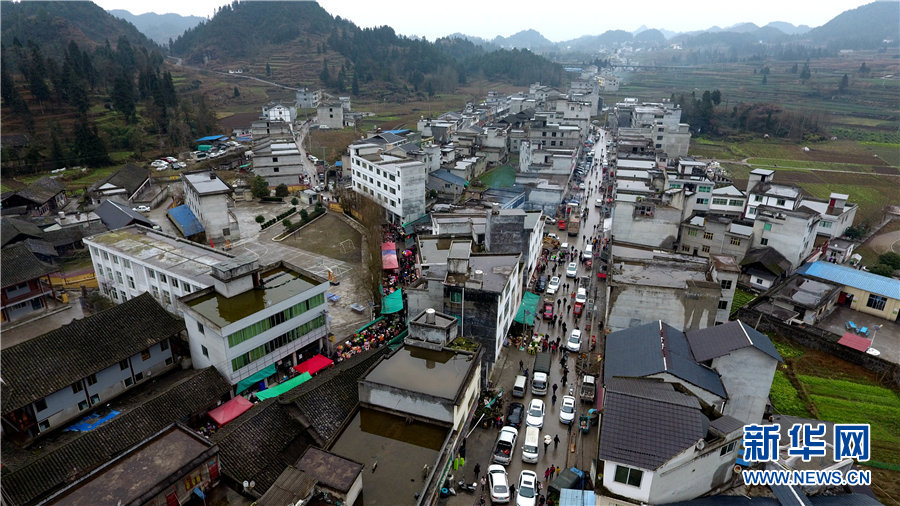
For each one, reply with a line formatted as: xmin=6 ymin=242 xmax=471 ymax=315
xmin=208 ymin=395 xmax=253 ymax=426
xmin=382 ymin=242 xmax=399 ymax=270
xmin=293 ymin=354 xmax=334 ymax=376
xmin=837 ymin=332 xmax=872 ymax=352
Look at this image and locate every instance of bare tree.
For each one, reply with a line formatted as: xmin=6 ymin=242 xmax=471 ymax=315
xmin=336 ymin=187 xmax=384 ymax=305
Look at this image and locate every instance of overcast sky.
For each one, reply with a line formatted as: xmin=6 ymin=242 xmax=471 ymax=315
xmin=94 ymin=0 xmax=876 ymax=41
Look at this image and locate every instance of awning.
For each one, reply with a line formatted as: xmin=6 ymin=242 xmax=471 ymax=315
xmin=236 ymin=364 xmax=277 ymax=393
xmin=514 ymin=292 xmax=541 ymax=325
xmin=255 ymin=372 xmax=312 ymax=400
xmin=293 ymin=354 xmax=334 ymax=375
xmin=382 ymin=242 xmax=399 ymax=270
xmin=382 ymin=288 xmax=403 ymax=314
xmin=208 ymin=396 xmax=253 ymax=426
xmin=838 ymin=333 xmax=872 ymax=352
xmin=559 ymin=489 xmax=595 ymax=506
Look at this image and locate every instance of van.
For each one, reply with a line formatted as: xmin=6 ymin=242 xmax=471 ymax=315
xmin=521 ymin=426 xmax=540 ymax=463
xmin=531 ymin=372 xmax=548 ymax=395
xmin=512 ymin=375 xmax=527 ymax=398
xmin=582 ymin=244 xmax=593 ymax=260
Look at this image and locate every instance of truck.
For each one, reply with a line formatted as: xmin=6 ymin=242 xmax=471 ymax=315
xmin=531 ymin=352 xmax=552 ymax=395
xmin=492 ymin=426 xmax=518 ymax=465
xmin=580 ymin=375 xmax=596 ymax=403
xmin=567 ymin=214 xmax=580 ymax=237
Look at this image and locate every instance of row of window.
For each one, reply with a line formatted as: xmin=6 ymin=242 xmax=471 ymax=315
xmin=352 ymin=157 xmax=397 ymax=181
xmin=354 ymin=182 xmax=398 ymax=208
xmin=226 ymin=293 xmax=325 ymax=347
xmin=711 ymin=198 xmax=744 ymax=207
xmin=231 ymin=315 xmax=326 ymax=372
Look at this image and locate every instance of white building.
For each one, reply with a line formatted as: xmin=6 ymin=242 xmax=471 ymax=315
xmin=751 ymin=205 xmax=821 ymax=270
xmin=85 ymin=225 xmax=234 ymax=313
xmin=349 ymin=142 xmax=426 ymax=223
xmin=262 ymin=102 xmax=296 ymax=123
xmin=317 ymin=102 xmax=344 ymax=129
xmin=252 ymin=137 xmax=305 ymax=188
xmin=295 ymin=88 xmax=321 ymax=109
xmin=179 ymin=257 xmax=330 ymax=388
xmin=183 ymin=171 xmax=240 ymax=244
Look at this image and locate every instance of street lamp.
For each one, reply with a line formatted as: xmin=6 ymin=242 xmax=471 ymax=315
xmin=867 ymin=324 xmax=883 ymax=355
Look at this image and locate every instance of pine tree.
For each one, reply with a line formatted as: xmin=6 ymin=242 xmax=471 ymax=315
xmin=839 ymin=74 xmax=849 ymax=93
xmin=266 ymin=62 xmax=272 ymax=76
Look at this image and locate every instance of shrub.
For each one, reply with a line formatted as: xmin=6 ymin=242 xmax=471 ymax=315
xmin=275 ymin=184 xmax=289 ymax=197
xmin=878 ymin=252 xmax=900 ymax=270
xmin=251 ymin=176 xmax=269 ymax=198
xmin=300 ymin=209 xmax=310 ymax=222
xmin=282 ymin=219 xmax=292 ymax=228
xmin=315 ymin=201 xmax=324 ymax=212
xmin=261 ymin=196 xmax=283 ymax=202
xmin=869 ymin=264 xmax=895 ymax=277
xmin=255 ymin=215 xmax=265 ymax=224
xmin=291 ymin=197 xmax=299 ymax=206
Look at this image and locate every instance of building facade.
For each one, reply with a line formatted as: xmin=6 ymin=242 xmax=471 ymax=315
xmin=349 ymin=143 xmax=427 ymax=223
xmin=183 ymin=171 xmax=240 ymax=244
xmin=252 ymin=138 xmax=305 ymax=188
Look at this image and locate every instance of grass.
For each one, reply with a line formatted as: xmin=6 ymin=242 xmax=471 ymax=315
xmin=477 ymin=164 xmax=516 ymax=188
xmin=281 ymin=212 xmax=361 ymax=263
xmin=771 ymin=338 xmax=804 ymax=361
xmin=745 ymin=157 xmax=878 ymax=172
xmin=770 ymin=370 xmax=812 ymax=418
xmin=730 ymin=289 xmax=756 ymax=316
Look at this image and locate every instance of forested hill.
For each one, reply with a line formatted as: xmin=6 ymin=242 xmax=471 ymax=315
xmin=169 ymin=1 xmax=563 ymax=96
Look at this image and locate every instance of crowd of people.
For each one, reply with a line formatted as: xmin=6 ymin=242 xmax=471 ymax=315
xmin=334 ymin=314 xmax=405 ymax=361
xmin=382 ymin=223 xmax=419 ymax=292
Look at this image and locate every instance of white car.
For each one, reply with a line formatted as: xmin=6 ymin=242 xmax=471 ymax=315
xmin=595 ymin=198 xmax=603 ymax=208
xmin=162 ymin=156 xmax=178 ymax=163
xmin=132 ymin=205 xmax=151 ymax=212
xmin=566 ymin=262 xmax=578 ymax=278
xmin=559 ymin=395 xmax=576 ymax=424
xmin=566 ymin=329 xmax=582 ymax=353
xmin=150 ymin=159 xmax=168 ymax=168
xmin=516 ymin=470 xmax=538 ymax=506
xmin=546 ymin=276 xmax=561 ymax=295
xmin=546 ymin=233 xmax=558 ymax=241
xmin=560 ymin=242 xmax=569 ymax=251
xmin=488 ymin=465 xmax=510 ymax=504
xmin=525 ymin=399 xmax=545 ymax=429
xmin=575 ymin=288 xmax=587 ymax=304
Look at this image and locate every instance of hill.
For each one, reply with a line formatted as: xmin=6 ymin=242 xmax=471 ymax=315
xmin=107 ymin=10 xmax=205 ymax=45
xmin=807 ymin=1 xmax=900 ymax=48
xmin=492 ymin=29 xmax=555 ymax=50
xmin=765 ymin=21 xmax=810 ymax=35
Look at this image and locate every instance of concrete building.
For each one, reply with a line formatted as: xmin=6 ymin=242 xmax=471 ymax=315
xmin=317 ymin=102 xmax=344 ymax=129
xmin=426 ymin=169 xmax=467 ymax=199
xmin=85 ymin=225 xmax=235 ymax=314
xmin=349 ymin=142 xmax=427 ymax=223
xmin=679 ymin=214 xmax=753 ymax=259
xmin=179 ymin=257 xmax=330 ymax=388
xmin=251 ymin=119 xmax=292 ymax=139
xmin=797 ymin=261 xmax=900 ymax=322
xmin=183 ymin=171 xmax=240 ymax=244
xmin=708 ymin=254 xmax=741 ymax=324
xmin=527 ymin=117 xmax=582 ymax=151
xmin=262 ymin=102 xmax=296 ymax=123
xmin=765 ymin=274 xmax=841 ymax=324
xmin=709 ymin=184 xmax=747 ymax=215
xmin=295 ymin=87 xmax=321 ymax=108
xmin=801 ymin=193 xmax=858 ymax=238
xmin=751 ymin=205 xmax=820 ymax=270
xmin=252 ymin=137 xmax=305 ymax=188
xmin=0 ymin=294 xmax=183 ymax=439
xmin=612 ymin=189 xmax=687 ymax=249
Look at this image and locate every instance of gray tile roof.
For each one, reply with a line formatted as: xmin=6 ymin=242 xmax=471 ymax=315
xmin=0 ymin=243 xmax=59 ymax=289
xmin=256 ymin=466 xmax=317 ymax=506
xmin=604 ymin=377 xmax=699 ymax=408
xmin=15 ymin=177 xmax=65 ymax=205
xmin=1 ymin=293 xmax=185 ymax=412
xmin=1 ymin=217 xmax=44 ymax=247
xmin=604 ymin=321 xmax=726 ymax=398
xmin=686 ymin=321 xmax=783 ymax=363
xmin=770 ymin=484 xmax=813 ymax=506
xmin=1 ymin=368 xmax=230 ymax=506
xmin=296 ymin=447 xmax=363 ymax=493
xmin=95 ymin=163 xmax=149 ymax=197
xmin=93 ymin=200 xmax=155 ymax=230
xmin=708 ymin=415 xmax=745 ymax=436
xmin=741 ymin=247 xmax=791 ymax=276
xmin=598 ymin=384 xmax=708 ymax=470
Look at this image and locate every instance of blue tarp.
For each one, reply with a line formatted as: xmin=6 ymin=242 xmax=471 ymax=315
xmin=236 ymin=364 xmax=278 ymax=393
xmin=167 ymin=205 xmax=205 ymax=237
xmin=195 ymin=135 xmax=228 ymax=142
xmin=559 ymin=489 xmax=595 ymax=506
xmin=65 ymin=410 xmax=121 ymax=432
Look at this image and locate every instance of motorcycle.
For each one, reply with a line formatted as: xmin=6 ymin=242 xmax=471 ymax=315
xmin=457 ymin=480 xmax=476 ymax=493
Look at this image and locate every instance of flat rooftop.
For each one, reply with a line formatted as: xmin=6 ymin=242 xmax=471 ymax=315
xmin=185 ymin=266 xmax=322 ymax=327
xmin=616 ymin=159 xmax=656 ymax=170
xmin=468 ymin=254 xmax=519 ymax=292
xmin=85 ymin=226 xmax=234 ymax=287
xmin=184 ymin=172 xmax=230 ymax=194
xmin=612 ymin=245 xmax=709 ymax=288
xmin=331 ymin=408 xmax=446 ymax=506
xmin=51 ymin=427 xmax=210 ymax=506
xmin=365 ymin=346 xmax=475 ymax=399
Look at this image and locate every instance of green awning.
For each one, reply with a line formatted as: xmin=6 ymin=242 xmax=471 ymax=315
xmin=382 ymin=288 xmax=403 ymax=314
xmin=236 ymin=364 xmax=277 ymax=393
xmin=514 ymin=291 xmax=541 ymax=325
xmin=255 ymin=372 xmax=312 ymax=400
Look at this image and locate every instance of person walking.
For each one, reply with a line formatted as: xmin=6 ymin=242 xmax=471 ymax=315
xmin=544 ymin=467 xmax=552 ymax=482
xmin=519 ymin=360 xmax=524 ymax=372
xmin=556 ymin=298 xmax=561 ymax=307
xmin=510 ymin=483 xmax=516 ymax=499
xmin=549 ymin=465 xmax=556 ymax=478
xmin=551 ymin=393 xmax=557 ymax=406
xmin=554 ymin=434 xmax=560 ymax=449
xmin=481 ymin=475 xmax=487 ymax=492
xmin=543 ymin=435 xmax=551 ymax=452
xmin=474 ymin=462 xmax=481 ymax=481
xmin=552 ymin=383 xmax=558 ymax=395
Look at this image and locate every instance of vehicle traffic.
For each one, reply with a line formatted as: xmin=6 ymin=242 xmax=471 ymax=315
xmin=566 ymin=262 xmax=578 ymax=278
xmin=488 ymin=465 xmax=510 ymax=503
xmin=559 ymin=395 xmax=576 ymax=424
xmin=546 ymin=276 xmax=560 ymax=295
xmin=506 ymin=402 xmax=524 ymax=429
xmin=492 ymin=426 xmax=518 ymax=465
xmin=516 ymin=470 xmax=538 ymax=506
xmin=525 ymin=399 xmax=545 ymax=428
xmin=566 ymin=329 xmax=582 ymax=352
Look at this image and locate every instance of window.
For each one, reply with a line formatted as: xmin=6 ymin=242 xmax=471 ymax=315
xmin=682 ymin=245 xmax=690 ymax=252
xmin=718 ymin=300 xmax=729 ymax=310
xmin=614 ymin=465 xmax=643 ymax=487
xmin=90 ymin=394 xmax=100 ymax=404
xmin=159 ymin=274 xmax=167 ymax=284
xmin=124 ymin=377 xmax=134 ymax=387
xmin=87 ymin=373 xmax=97 ymax=386
xmin=747 ymin=207 xmax=756 ymax=216
xmin=141 ymin=349 xmax=151 ymax=360
xmin=127 ymin=276 xmax=135 ymax=289
xmin=730 ymin=237 xmax=742 ymax=246
xmin=163 ymin=292 xmax=171 ymax=305
xmin=272 ymin=157 xmax=278 ymax=162
xmin=777 ymin=199 xmax=786 ymax=206
xmin=135 ymin=372 xmax=144 ymax=381
xmin=72 ymin=382 xmax=84 ymax=394
xmin=123 ymin=259 xmax=131 ymax=269
xmin=764 ymin=223 xmax=772 ymax=231
xmin=821 ymin=221 xmax=832 ymax=228
xmin=120 ymin=359 xmax=129 ymax=370
xmin=754 ymin=195 xmax=762 ymax=202
xmin=78 ymin=400 xmax=89 ymax=411
xmin=184 ymin=284 xmax=192 ymax=293
xmin=721 ymin=280 xmax=733 ymax=290
xmin=165 ymin=357 xmax=174 ymax=366
xmin=729 ymin=199 xmax=743 ymax=207
xmin=712 ymin=198 xmax=728 ymax=205
xmin=703 ymin=232 xmax=714 ymax=240
xmin=699 ymin=186 xmax=711 ymax=193
xmin=148 ymin=269 xmax=155 ymax=279
xmin=151 ymin=286 xmax=159 ymax=299
xmin=702 ymin=245 xmax=711 ymax=253
xmin=760 ymin=238 xmax=769 ymax=246
xmin=102 ymin=251 xmax=109 ymax=260
xmin=116 ymin=272 xmax=123 ymax=284
xmin=35 ymin=397 xmax=48 ymax=412
xmin=170 ymin=279 xmax=179 ymax=289
xmin=202 ymin=345 xmax=209 ymax=358
xmin=697 ymin=198 xmax=709 ymax=205
xmin=721 ymin=441 xmax=738 ymax=455
xmin=112 ymin=255 xmax=119 ymax=264
xmin=39 ymin=420 xmax=50 ymax=431
xmin=866 ymin=294 xmax=887 ymax=311
xmin=687 ymin=229 xmax=698 ymax=237
xmin=160 ymin=340 xmax=169 ymax=351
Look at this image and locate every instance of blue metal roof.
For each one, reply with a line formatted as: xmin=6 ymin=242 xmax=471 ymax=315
xmin=167 ymin=205 xmax=204 ymax=237
xmin=195 ymin=135 xmax=227 ymax=142
xmin=797 ymin=261 xmax=900 ymax=300
xmin=430 ymin=169 xmax=468 ymax=187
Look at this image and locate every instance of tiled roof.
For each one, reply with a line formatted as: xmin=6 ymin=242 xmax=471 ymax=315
xmin=598 ymin=384 xmax=708 ymax=470
xmin=1 ymin=368 xmax=230 ymax=506
xmin=296 ymin=447 xmax=363 ymax=493
xmin=256 ymin=466 xmax=317 ymax=506
xmin=741 ymin=247 xmax=792 ymax=276
xmin=16 ymin=177 xmax=65 ymax=204
xmin=798 ymin=261 xmax=900 ymax=301
xmin=604 ymin=378 xmax=699 ymax=408
xmin=283 ymin=347 xmax=389 ymax=446
xmin=0 ymin=243 xmax=59 ymax=289
xmin=709 ymin=415 xmax=746 ymax=436
xmin=42 ymin=226 xmax=84 ymax=248
xmin=604 ymin=321 xmax=726 ymax=398
xmin=770 ymin=483 xmax=813 ymax=506
xmin=210 ymin=399 xmax=312 ymax=494
xmin=686 ymin=320 xmax=782 ymax=363
xmin=1 ymin=217 xmax=44 ymax=247
xmin=430 ymin=169 xmax=468 ymax=187
xmin=93 ymin=200 xmax=155 ymax=230
xmin=1 ymin=293 xmax=185 ymax=412
xmin=97 ymin=163 xmax=149 ymax=197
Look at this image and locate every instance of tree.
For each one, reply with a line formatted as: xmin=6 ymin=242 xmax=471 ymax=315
xmin=291 ymin=197 xmax=299 ymax=206
xmin=255 ymin=215 xmax=265 ymax=224
xmin=282 ymin=218 xmax=292 ymax=228
xmin=762 ymin=75 xmax=767 ymax=85
xmin=274 ymin=183 xmax=289 ymax=197
xmin=839 ymin=74 xmax=849 ymax=93
xmin=320 ymin=59 xmax=329 ymax=84
xmin=868 ymin=264 xmax=895 ymax=277
xmin=299 ymin=209 xmax=309 ymax=222
xmin=710 ymin=89 xmax=722 ymax=105
xmin=799 ymin=63 xmax=811 ymax=82
xmin=790 ymin=63 xmax=798 ymax=74
xmin=351 ymin=73 xmax=359 ymax=95
xmin=858 ymin=62 xmax=870 ymax=75
xmin=233 ymin=86 xmax=240 ymax=97
xmin=878 ymin=252 xmax=900 ymax=270
xmin=111 ymin=72 xmax=136 ymax=123
xmin=266 ymin=62 xmax=271 ymax=76
xmin=251 ymin=175 xmax=269 ymax=198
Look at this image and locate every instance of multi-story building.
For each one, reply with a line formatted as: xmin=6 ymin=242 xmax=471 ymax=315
xmin=751 ymin=205 xmax=821 ymax=270
xmin=679 ymin=214 xmax=753 ymax=259
xmin=262 ymin=102 xmax=296 ymax=123
xmin=250 ymin=119 xmax=292 ymax=139
xmin=85 ymin=225 xmax=235 ymax=313
xmin=1 ymin=293 xmax=183 ymax=439
xmin=317 ymin=102 xmax=344 ymax=129
xmin=708 ymin=254 xmax=740 ymax=324
xmin=800 ymin=193 xmax=858 ymax=238
xmin=252 ymin=137 xmax=305 ymax=188
xmin=1 ymin=243 xmax=60 ymax=323
xmin=183 ymin=171 xmax=240 ymax=244
xmin=179 ymin=256 xmax=330 ymax=388
xmin=349 ymin=142 xmax=426 ymax=223
xmin=295 ymin=87 xmax=321 ymax=108
xmin=527 ymin=117 xmax=582 ymax=150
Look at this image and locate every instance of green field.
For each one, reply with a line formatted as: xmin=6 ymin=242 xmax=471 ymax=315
xmin=730 ymin=289 xmax=756 ymax=316
xmin=477 ymin=164 xmax=516 ymax=188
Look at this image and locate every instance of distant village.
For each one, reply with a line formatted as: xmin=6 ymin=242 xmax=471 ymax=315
xmin=1 ymin=64 xmax=895 ymax=506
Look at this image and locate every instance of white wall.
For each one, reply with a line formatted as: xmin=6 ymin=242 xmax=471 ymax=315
xmin=603 ymin=461 xmax=653 ymax=503
xmin=713 ymin=347 xmax=778 ymax=424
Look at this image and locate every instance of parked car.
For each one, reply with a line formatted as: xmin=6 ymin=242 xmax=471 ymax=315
xmin=566 ymin=262 xmax=578 ymax=278
xmin=132 ymin=205 xmax=151 ymax=213
xmin=488 ymin=465 xmax=511 ymax=503
xmin=492 ymin=426 xmax=518 ymax=465
xmin=559 ymin=395 xmax=576 ymax=424
xmin=506 ymin=402 xmax=525 ymax=429
xmin=525 ymin=399 xmax=545 ymax=428
xmin=535 ymin=276 xmax=547 ymax=292
xmin=516 ymin=471 xmax=538 ymax=506
xmin=546 ymin=276 xmax=561 ymax=295
xmin=575 ymin=288 xmax=587 ymax=304
xmin=560 ymin=242 xmax=569 ymax=251
xmin=542 ymin=302 xmax=554 ymax=320
xmin=150 ymin=159 xmax=168 ymax=168
xmin=566 ymin=329 xmax=582 ymax=353
xmin=595 ymin=198 xmax=603 ymax=208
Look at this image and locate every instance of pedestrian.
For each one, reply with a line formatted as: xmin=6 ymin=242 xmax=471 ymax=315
xmin=550 ymin=465 xmax=556 ymax=477
xmin=543 ymin=435 xmax=550 ymax=452
xmin=556 ymin=298 xmax=561 ymax=307
xmin=562 ymin=322 xmax=567 ymax=333
xmin=519 ymin=359 xmax=524 ymax=372
xmin=562 ymin=297 xmax=567 ymax=306
xmin=567 ymin=304 xmax=572 ymax=313
xmin=552 ymin=383 xmax=558 ymax=394
xmin=539 ymin=495 xmax=546 ymax=506
xmin=544 ymin=467 xmax=552 ymax=482
xmin=480 ymin=496 xmax=486 ymax=506
xmin=524 ymin=368 xmax=529 ymax=379
xmin=510 ymin=483 xmax=516 ymax=498
xmin=474 ymin=462 xmax=481 ymax=481
xmin=481 ymin=475 xmax=487 ymax=492
xmin=552 ymin=393 xmax=557 ymax=406
xmin=555 ymin=466 xmax=561 ymax=477
xmin=554 ymin=434 xmax=560 ymax=449
xmin=562 ymin=375 xmax=567 ymax=387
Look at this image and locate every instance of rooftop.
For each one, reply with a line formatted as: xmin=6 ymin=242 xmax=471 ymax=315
xmin=296 ymin=447 xmax=363 ymax=493
xmin=612 ymin=246 xmax=711 ymax=289
xmin=710 ymin=254 xmax=741 ymax=273
xmin=184 ymin=265 xmax=324 ymax=328
xmin=798 ymin=261 xmax=900 ymax=300
xmin=685 ymin=320 xmax=783 ymax=363
xmin=364 ymin=346 xmax=476 ymax=400
xmin=773 ymin=276 xmax=840 ymax=308
xmin=0 ymin=242 xmax=59 ymax=289
xmin=85 ymin=225 xmax=233 ymax=286
xmin=183 ymin=171 xmax=232 ymax=195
